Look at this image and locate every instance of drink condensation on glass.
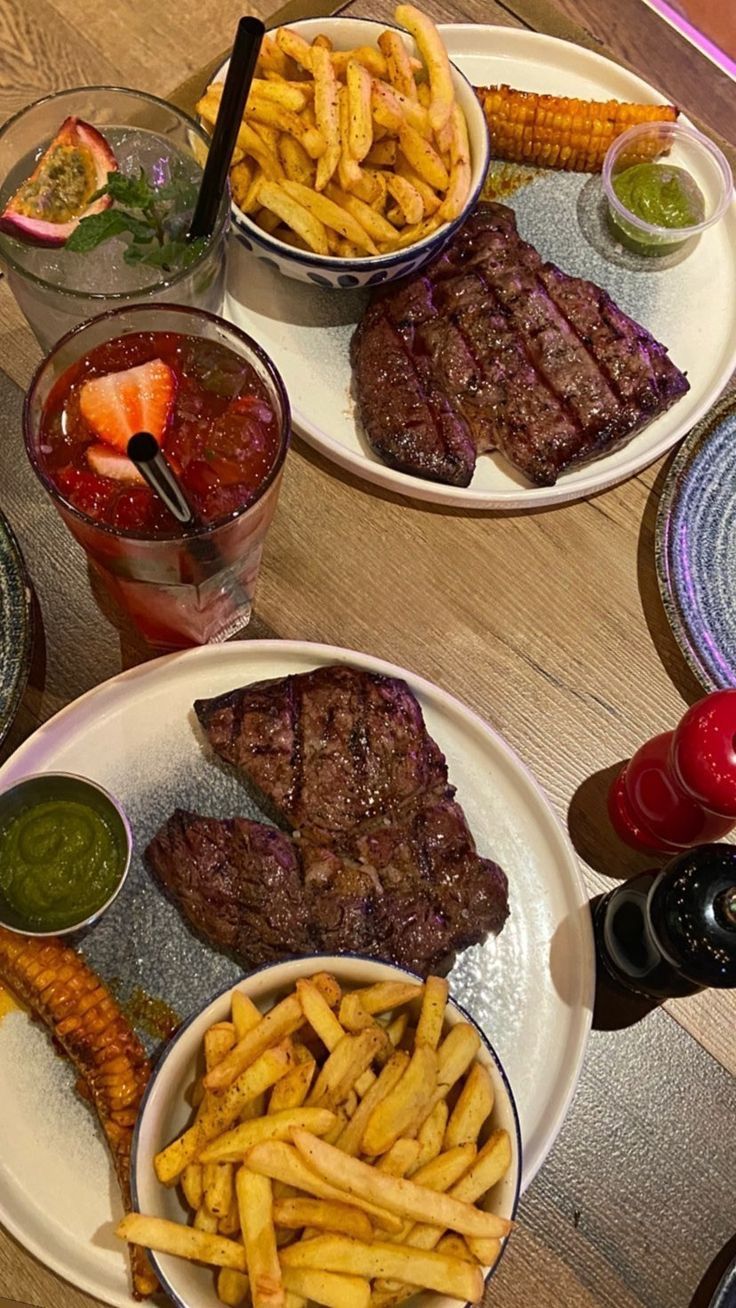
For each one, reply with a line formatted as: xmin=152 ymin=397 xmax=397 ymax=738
xmin=0 ymin=88 xmax=230 ymax=350
xmin=24 ymin=305 xmax=290 ymax=648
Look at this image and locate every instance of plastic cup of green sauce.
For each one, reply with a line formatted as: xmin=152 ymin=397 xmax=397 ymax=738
xmin=602 ymin=121 xmax=732 ymax=257
xmin=0 ymin=773 xmax=131 ymax=936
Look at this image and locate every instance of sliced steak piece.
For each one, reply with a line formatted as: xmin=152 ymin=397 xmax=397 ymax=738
xmin=351 ymin=201 xmax=689 ymax=487
xmin=194 ymin=665 xmax=448 ymax=837
xmin=146 ymin=810 xmax=311 ymax=966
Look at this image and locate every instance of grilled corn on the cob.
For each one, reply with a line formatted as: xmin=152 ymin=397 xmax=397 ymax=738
xmin=477 ymin=84 xmax=678 ymax=172
xmin=0 ymin=927 xmax=157 ymax=1299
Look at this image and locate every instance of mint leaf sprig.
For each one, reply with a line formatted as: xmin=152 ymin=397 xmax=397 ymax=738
xmin=66 ymin=162 xmax=207 ymax=272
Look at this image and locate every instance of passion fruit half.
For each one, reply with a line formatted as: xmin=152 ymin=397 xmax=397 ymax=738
xmin=0 ymin=116 xmax=118 ymax=248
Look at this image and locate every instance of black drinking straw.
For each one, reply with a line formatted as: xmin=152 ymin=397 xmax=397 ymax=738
xmin=127 ymin=432 xmax=199 ymax=525
xmin=188 ymin=15 xmax=265 ymax=242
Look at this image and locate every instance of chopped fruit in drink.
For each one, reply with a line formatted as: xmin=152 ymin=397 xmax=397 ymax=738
xmin=0 ymin=117 xmax=117 ymax=247
xmin=79 ymin=358 xmax=176 ymax=453
xmin=86 ymin=443 xmax=145 ymax=483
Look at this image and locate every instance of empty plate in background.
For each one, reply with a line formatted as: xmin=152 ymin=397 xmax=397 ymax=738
xmin=657 ymin=393 xmax=736 ymax=690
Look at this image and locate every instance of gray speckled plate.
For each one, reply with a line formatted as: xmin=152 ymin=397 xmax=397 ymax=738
xmin=0 ymin=641 xmax=592 ymax=1307
xmin=0 ymin=508 xmax=32 ymax=745
xmin=657 ymin=393 xmax=736 ymax=691
xmin=225 ymin=25 xmax=736 ymax=510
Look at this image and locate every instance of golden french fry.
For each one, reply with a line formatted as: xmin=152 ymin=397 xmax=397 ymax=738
xmin=298 ymin=978 xmax=346 ymax=1050
xmin=445 ymin=1062 xmax=494 ymax=1150
xmin=438 ymin=1023 xmax=480 ymax=1092
xmin=312 ymin=43 xmax=340 ymax=190
xmin=205 ymin=1161 xmax=235 ymax=1217
xmin=376 ymin=1138 xmax=421 ymax=1177
xmin=416 ymin=81 xmax=431 ymax=108
xmin=441 ymin=102 xmax=472 ymax=220
xmin=382 ymin=212 xmax=442 ymax=249
xmin=251 ymin=79 xmax=309 ymax=112
xmin=347 ymin=59 xmax=373 ymax=161
xmin=251 ymin=121 xmax=282 ymax=154
xmin=395 ymin=4 xmax=455 ymax=133
xmin=395 ymin=155 xmax=441 ymax=214
xmin=156 ymin=1042 xmax=294 ymax=1184
xmin=414 ymin=1100 xmax=448 ymax=1170
xmin=181 ymin=1162 xmax=203 ymax=1210
xmin=254 ymin=206 xmax=284 ymax=234
xmin=371 ymin=80 xmax=404 ymax=135
xmin=236 ymin=1168 xmax=284 ymax=1308
xmin=194 ymin=1201 xmax=219 ymax=1232
xmin=278 ymin=135 xmax=316 ymax=186
xmin=434 ymin=116 xmax=453 ymax=157
xmin=386 ymin=173 xmax=423 ymax=224
xmin=334 ymin=238 xmax=365 ymax=258
xmin=281 ymin=1266 xmax=370 ymax=1308
xmin=465 ymin=1234 xmax=503 ymax=1267
xmin=365 ymin=138 xmax=397 ymax=166
xmin=331 ymin=47 xmax=388 ymax=79
xmin=415 ymin=977 xmax=449 ymax=1050
xmin=244 ymin=1141 xmax=402 ymax=1233
xmin=219 ymin=1194 xmax=242 ymax=1237
xmin=279 ymin=181 xmax=379 ymax=254
xmin=378 ymin=29 xmax=418 ymax=100
xmin=386 ymin=1012 xmax=410 ymax=1047
xmin=240 ymin=1091 xmax=267 ymax=1124
xmin=362 ymin=1045 xmax=437 ymax=1155
xmin=437 ymin=1232 xmax=474 ymax=1261
xmin=336 ymin=1052 xmax=409 ymax=1156
xmin=280 ymin=1233 xmax=483 ymax=1303
xmin=398 ymin=123 xmax=449 ymax=190
xmin=337 ymin=86 xmax=363 ymax=191
xmin=292 ymin=1131 xmax=511 ymax=1239
xmin=201 ymin=1108 xmax=338 ymax=1164
xmin=269 ymin=1057 xmax=316 ymax=1112
xmin=338 ymin=991 xmax=372 ymax=1033
xmin=275 ymin=26 xmax=314 ymax=71
xmin=364 ymin=168 xmax=388 ymax=210
xmin=232 ymin=990 xmax=263 ymax=1042
xmin=116 ymin=1214 xmax=248 ymax=1271
xmin=374 ymin=80 xmax=429 ymax=133
xmin=217 ymin=1267 xmax=250 ymax=1306
xmin=307 ymin=1026 xmax=386 ymax=1104
xmin=273 ymin=225 xmax=311 ymax=250
xmin=273 ymin=1197 xmax=374 ymax=1241
xmin=451 ymin=1129 xmax=512 ymax=1204
xmin=353 ymin=982 xmax=423 ymax=1016
xmin=411 ymin=1143 xmax=478 ymax=1192
xmin=259 ymin=35 xmax=291 ymax=77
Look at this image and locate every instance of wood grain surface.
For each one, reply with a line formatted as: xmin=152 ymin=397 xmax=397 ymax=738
xmin=0 ymin=0 xmax=734 ymax=1306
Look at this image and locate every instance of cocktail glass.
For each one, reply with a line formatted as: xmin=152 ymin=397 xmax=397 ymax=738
xmin=24 ymin=304 xmax=290 ymax=648
xmin=0 ymin=87 xmax=230 ymax=350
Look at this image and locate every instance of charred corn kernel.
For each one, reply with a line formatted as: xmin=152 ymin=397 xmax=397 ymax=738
xmin=477 ymin=84 xmax=678 ymax=172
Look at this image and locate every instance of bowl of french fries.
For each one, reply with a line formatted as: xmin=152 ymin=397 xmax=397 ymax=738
xmin=196 ymin=8 xmax=490 ymax=288
xmin=125 ymin=956 xmax=521 ymax=1308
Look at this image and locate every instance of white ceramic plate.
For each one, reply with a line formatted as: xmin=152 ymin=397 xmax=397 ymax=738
xmin=224 ymin=25 xmax=736 ymax=510
xmin=0 ymin=641 xmax=594 ymax=1306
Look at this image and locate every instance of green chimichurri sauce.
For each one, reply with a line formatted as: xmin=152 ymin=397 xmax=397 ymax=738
xmin=0 ymin=798 xmax=124 ymax=931
xmin=612 ymin=163 xmax=706 ymax=231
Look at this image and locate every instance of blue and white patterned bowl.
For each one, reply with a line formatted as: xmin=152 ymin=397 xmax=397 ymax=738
xmin=212 ymin=17 xmax=490 ymax=288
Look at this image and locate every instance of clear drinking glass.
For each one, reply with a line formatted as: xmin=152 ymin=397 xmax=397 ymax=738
xmin=24 ymin=305 xmax=290 ymax=648
xmin=0 ymin=87 xmax=230 ymax=350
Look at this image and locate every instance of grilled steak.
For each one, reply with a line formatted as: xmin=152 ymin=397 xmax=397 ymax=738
xmin=146 ymin=666 xmax=509 ymax=976
xmin=350 ymin=201 xmax=689 ymax=487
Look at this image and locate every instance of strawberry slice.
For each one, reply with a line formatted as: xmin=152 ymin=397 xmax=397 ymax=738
xmin=86 ymin=443 xmax=145 ymax=482
xmin=79 ymin=358 xmax=176 ymax=454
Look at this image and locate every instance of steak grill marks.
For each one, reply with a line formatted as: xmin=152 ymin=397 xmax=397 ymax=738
xmin=146 ymin=666 xmax=509 ymax=976
xmin=350 ymin=201 xmax=689 ymax=487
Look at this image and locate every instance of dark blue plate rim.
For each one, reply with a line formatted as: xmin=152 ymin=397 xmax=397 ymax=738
xmin=655 ymin=391 xmax=736 ymax=693
xmin=0 ymin=508 xmax=33 ymax=747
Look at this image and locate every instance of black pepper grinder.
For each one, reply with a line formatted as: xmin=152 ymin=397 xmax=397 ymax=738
xmin=595 ymin=843 xmax=736 ymax=999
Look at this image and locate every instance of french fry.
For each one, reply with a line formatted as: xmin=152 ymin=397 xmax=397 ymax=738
xmin=338 ymin=991 xmax=372 ymax=1032
xmin=116 ymin=1214 xmax=248 ymax=1271
xmin=347 ymin=59 xmax=374 ymax=161
xmin=245 ymin=1141 xmax=403 ymax=1233
xmin=205 ymin=1161 xmax=235 ymax=1217
xmin=312 ymin=43 xmax=341 ymax=190
xmin=411 ymin=1143 xmax=478 ymax=1192
xmin=280 ymin=1234 xmax=483 ymax=1303
xmin=375 ymin=1138 xmax=421 ymax=1177
xmin=362 ymin=1045 xmax=437 ymax=1155
xmin=239 ymin=185 xmax=331 ymax=254
xmin=200 ymin=1107 xmax=337 ymax=1164
xmin=281 ymin=1266 xmax=370 ymax=1308
xmin=280 ymin=181 xmax=379 ymax=255
xmin=465 ymin=1234 xmax=503 ymax=1266
xmin=374 ymin=80 xmax=430 ymax=133
xmin=275 ymin=27 xmax=314 ymax=72
xmin=386 ymin=1012 xmax=410 ymax=1046
xmin=378 ymin=29 xmax=418 ymax=100
xmin=335 ymin=1052 xmax=409 ymax=1156
xmin=383 ymin=212 xmax=441 ymax=249
xmin=352 ymin=981 xmax=423 ymax=1017
xmin=181 ymin=1162 xmax=203 ymax=1209
xmin=441 ymin=101 xmax=472 ymax=220
xmin=251 ymin=121 xmax=282 ymax=155
xmin=278 ymin=135 xmax=316 ymax=186
xmin=444 ymin=1062 xmax=494 ymax=1150
xmin=236 ymin=1168 xmax=284 ymax=1308
xmin=437 ymin=1232 xmax=474 ymax=1261
xmin=240 ymin=1091 xmax=267 ymax=1124
xmin=269 ymin=1057 xmax=316 ymax=1112
xmin=156 ymin=1043 xmax=294 ymax=1183
xmin=258 ymin=35 xmax=291 ymax=77
xmin=331 ymin=47 xmax=388 ymax=79
xmin=371 ymin=80 xmax=404 ymax=135
xmin=395 ymin=155 xmax=441 ymax=214
xmin=194 ymin=1201 xmax=219 ymax=1232
xmin=250 ymin=79 xmax=310 ymax=112
xmin=365 ymin=138 xmax=397 ymax=166
xmin=337 ymin=85 xmax=363 ymax=191
xmin=437 ymin=1023 xmax=480 ymax=1093
xmin=217 ymin=1267 xmax=250 ymax=1306
xmin=254 ymin=206 xmax=283 ymax=235
xmin=292 ymin=1131 xmax=511 ymax=1239
xmin=398 ymin=122 xmax=449 ymax=190
xmin=386 ymin=173 xmax=423 ymax=224
xmin=273 ymin=1197 xmax=374 ymax=1241
xmin=451 ymin=1129 xmax=512 ymax=1204
xmin=206 ymin=1023 xmax=237 ymax=1071
xmin=414 ymin=1099 xmax=448 ymax=1170
xmin=415 ymin=976 xmax=449 ymax=1050
xmin=219 ymin=1194 xmax=242 ymax=1237
xmin=232 ymin=990 xmax=263 ymax=1042
xmin=297 ymin=978 xmax=346 ymax=1051
xmin=395 ymin=3 xmax=455 ymax=132
xmin=306 ymin=1027 xmax=386 ymax=1104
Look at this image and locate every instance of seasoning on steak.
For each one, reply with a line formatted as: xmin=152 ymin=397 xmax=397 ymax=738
xmin=146 ymin=666 xmax=509 ymax=976
xmin=350 ymin=201 xmax=690 ymax=487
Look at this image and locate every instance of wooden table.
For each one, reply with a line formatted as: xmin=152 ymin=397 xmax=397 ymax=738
xmin=0 ymin=0 xmax=735 ymax=1306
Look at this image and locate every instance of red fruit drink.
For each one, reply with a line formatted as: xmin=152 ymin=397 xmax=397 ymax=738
xmin=24 ymin=305 xmax=290 ymax=647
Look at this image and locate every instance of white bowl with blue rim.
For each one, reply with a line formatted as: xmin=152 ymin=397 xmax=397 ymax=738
xmin=131 ymin=953 xmax=522 ymax=1308
xmin=210 ymin=17 xmax=490 ymax=289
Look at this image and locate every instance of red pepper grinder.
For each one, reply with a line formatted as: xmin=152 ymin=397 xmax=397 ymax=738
xmin=608 ymin=690 xmax=736 ymax=853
